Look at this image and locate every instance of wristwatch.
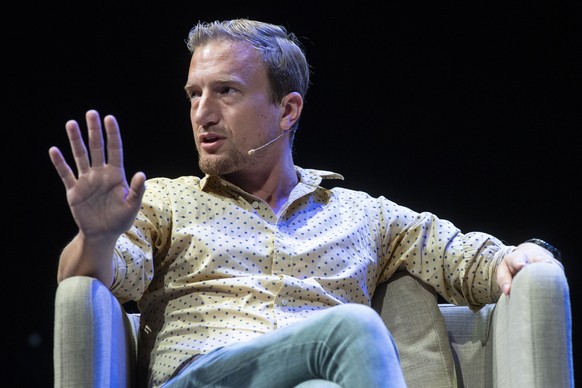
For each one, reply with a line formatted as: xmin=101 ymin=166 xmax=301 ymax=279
xmin=524 ymin=238 xmax=562 ymax=262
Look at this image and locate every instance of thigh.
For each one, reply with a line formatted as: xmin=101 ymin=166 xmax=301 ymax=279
xmin=163 ymin=304 xmax=404 ymax=388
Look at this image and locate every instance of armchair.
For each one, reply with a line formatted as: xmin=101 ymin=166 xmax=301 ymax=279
xmin=54 ymin=262 xmax=573 ymax=387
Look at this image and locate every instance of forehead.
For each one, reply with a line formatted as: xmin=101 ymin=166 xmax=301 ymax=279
xmin=188 ymin=39 xmax=266 ymax=82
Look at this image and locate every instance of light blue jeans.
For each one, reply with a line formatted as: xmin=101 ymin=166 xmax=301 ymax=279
xmin=163 ymin=303 xmax=406 ymax=388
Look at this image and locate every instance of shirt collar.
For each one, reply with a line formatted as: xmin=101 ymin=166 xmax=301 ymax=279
xmin=199 ymin=166 xmax=344 ymax=193
xmin=294 ymin=166 xmax=344 ymax=187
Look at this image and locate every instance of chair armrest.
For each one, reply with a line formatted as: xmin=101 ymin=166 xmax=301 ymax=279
xmin=54 ymin=276 xmax=139 ymax=388
xmin=491 ymin=262 xmax=574 ymax=387
xmin=441 ymin=262 xmax=573 ymax=388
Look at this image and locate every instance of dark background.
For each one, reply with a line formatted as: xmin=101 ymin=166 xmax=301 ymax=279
xmin=10 ymin=1 xmax=580 ymax=386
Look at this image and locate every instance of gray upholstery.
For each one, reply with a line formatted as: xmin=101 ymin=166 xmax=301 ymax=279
xmin=373 ymin=271 xmax=457 ymax=387
xmin=54 ymin=262 xmax=573 ymax=387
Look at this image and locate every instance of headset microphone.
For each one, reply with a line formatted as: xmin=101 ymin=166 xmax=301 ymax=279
xmin=247 ymin=128 xmax=292 ymax=155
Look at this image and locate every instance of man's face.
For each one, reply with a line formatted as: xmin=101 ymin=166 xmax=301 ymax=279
xmin=185 ymin=39 xmax=284 ymax=176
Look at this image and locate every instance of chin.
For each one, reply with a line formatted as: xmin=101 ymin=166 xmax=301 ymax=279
xmin=199 ymin=155 xmax=237 ymax=176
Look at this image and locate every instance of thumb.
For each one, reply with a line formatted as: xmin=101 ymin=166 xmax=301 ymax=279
xmin=127 ymin=171 xmax=147 ymax=206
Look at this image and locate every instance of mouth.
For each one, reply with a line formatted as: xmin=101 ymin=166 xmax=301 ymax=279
xmin=199 ymin=133 xmax=226 ymax=153
xmin=200 ymin=132 xmax=225 ymax=143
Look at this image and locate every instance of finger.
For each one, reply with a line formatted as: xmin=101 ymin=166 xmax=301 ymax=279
xmin=86 ymin=110 xmax=106 ymax=167
xmin=526 ymin=255 xmax=564 ymax=270
xmin=495 ymin=262 xmax=512 ymax=295
xmin=103 ymin=114 xmax=124 ymax=168
xmin=496 ymin=257 xmax=525 ymax=295
xmin=65 ymin=119 xmax=90 ymax=175
xmin=48 ymin=146 xmax=77 ymax=190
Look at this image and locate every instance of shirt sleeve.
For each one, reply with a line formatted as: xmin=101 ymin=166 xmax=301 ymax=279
xmin=378 ymin=201 xmax=515 ymax=311
xmin=109 ymin=178 xmax=174 ymax=304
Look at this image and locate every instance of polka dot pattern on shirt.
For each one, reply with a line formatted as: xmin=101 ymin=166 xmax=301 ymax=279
xmin=110 ymin=166 xmax=508 ymax=387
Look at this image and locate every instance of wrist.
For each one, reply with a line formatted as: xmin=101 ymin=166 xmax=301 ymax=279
xmin=524 ymin=238 xmax=562 ymax=262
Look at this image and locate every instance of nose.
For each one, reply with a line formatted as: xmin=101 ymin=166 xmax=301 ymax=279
xmin=192 ymin=94 xmax=219 ymax=128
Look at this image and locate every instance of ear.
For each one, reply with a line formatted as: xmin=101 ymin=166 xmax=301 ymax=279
xmin=279 ymin=92 xmax=303 ymax=130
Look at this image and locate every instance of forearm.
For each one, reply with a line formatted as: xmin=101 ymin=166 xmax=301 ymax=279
xmin=56 ymin=232 xmax=117 ymax=288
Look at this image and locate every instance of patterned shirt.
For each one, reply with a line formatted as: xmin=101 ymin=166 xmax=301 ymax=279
xmin=110 ymin=166 xmax=512 ymax=387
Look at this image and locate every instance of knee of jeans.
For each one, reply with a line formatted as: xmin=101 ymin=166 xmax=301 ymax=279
xmin=294 ymin=379 xmax=343 ymax=388
xmin=327 ymin=303 xmax=386 ymax=334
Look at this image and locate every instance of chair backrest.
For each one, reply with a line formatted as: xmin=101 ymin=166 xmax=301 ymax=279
xmin=373 ymin=271 xmax=459 ymax=387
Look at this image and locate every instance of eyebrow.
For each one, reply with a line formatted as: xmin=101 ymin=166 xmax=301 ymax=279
xmin=184 ymin=77 xmax=245 ymax=92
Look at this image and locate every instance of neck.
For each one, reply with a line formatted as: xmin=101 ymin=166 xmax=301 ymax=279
xmin=224 ymin=159 xmax=298 ymax=213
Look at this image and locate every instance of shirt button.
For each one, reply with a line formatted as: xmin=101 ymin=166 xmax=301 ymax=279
xmin=252 ymin=201 xmax=259 ymax=209
xmin=280 ymin=298 xmax=288 ymax=306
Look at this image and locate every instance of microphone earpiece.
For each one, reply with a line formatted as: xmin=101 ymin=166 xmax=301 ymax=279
xmin=247 ymin=128 xmax=292 ymax=156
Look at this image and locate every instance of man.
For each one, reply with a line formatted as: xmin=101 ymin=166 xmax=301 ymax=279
xmin=49 ymin=19 xmax=563 ymax=387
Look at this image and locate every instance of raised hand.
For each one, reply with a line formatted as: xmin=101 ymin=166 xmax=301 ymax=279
xmin=49 ymin=110 xmax=146 ymax=242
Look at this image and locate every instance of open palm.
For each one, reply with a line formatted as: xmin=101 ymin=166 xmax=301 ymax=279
xmin=49 ymin=110 xmax=146 ymax=240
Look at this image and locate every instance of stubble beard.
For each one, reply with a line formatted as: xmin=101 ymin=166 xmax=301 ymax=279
xmin=198 ymin=147 xmax=252 ymax=176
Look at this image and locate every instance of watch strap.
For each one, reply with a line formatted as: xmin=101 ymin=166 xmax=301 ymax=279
xmin=524 ymin=238 xmax=562 ymax=262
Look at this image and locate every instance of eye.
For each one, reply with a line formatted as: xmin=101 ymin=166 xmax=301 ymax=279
xmin=186 ymin=90 xmax=201 ymax=100
xmin=219 ymin=86 xmax=235 ymax=95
